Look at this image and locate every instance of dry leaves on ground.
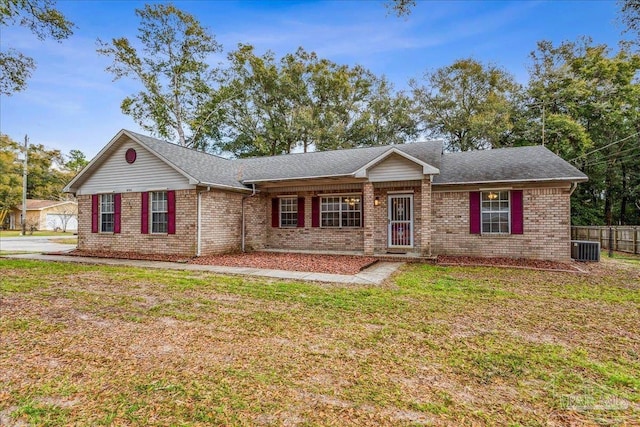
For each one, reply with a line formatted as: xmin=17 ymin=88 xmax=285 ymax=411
xmin=67 ymin=249 xmax=378 ymax=275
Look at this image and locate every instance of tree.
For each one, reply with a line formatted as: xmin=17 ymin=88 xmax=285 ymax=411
xmin=0 ymin=135 xmax=84 ymax=229
xmin=385 ymin=0 xmax=417 ymax=17
xmin=0 ymin=135 xmax=22 ymax=226
xmin=24 ymin=143 xmax=68 ymax=200
xmin=411 ymin=58 xmax=521 ymax=151
xmin=0 ymin=0 xmax=74 ymax=95
xmin=97 ymin=4 xmax=222 ymax=149
xmin=65 ymin=149 xmax=88 ymax=173
xmin=523 ymin=39 xmax=640 ymax=225
xmin=203 ymin=45 xmax=417 ymax=157
xmin=619 ymin=0 xmax=640 ymax=41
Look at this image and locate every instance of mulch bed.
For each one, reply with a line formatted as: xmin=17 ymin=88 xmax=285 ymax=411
xmin=190 ymin=252 xmax=378 ymax=275
xmin=63 ymin=249 xmax=378 ymax=275
xmin=60 ymin=250 xmax=589 ymax=274
xmin=437 ymin=255 xmax=585 ymax=272
xmin=64 ymin=249 xmax=191 ymax=263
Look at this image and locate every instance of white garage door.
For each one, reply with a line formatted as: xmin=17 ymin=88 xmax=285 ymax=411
xmin=45 ymin=214 xmax=78 ymax=231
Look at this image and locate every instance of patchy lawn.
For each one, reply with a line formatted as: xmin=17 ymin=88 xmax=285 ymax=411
xmin=0 ymin=258 xmax=638 ymax=426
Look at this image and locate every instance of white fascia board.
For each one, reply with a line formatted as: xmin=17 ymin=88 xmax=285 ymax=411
xmin=432 ymin=176 xmax=589 ymax=186
xmin=197 ymin=181 xmax=254 ymax=193
xmin=352 ymin=148 xmax=440 ymax=178
xmin=242 ymin=172 xmax=355 ymax=184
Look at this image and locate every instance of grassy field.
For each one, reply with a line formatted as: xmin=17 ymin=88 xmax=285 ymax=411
xmin=0 ymin=258 xmax=638 ymax=426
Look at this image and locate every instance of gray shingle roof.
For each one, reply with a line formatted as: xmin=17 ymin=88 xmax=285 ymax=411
xmin=128 ymin=131 xmax=245 ymax=190
xmin=236 ymin=141 xmax=443 ymax=182
xmin=433 ymin=145 xmax=587 ymax=185
xmin=99 ymin=130 xmax=586 ymax=190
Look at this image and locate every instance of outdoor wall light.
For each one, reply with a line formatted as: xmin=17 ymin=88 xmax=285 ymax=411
xmin=374 ymin=196 xmax=380 ymax=206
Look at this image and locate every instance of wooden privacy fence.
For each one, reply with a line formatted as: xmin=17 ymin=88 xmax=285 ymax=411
xmin=571 ymin=226 xmax=640 ymax=255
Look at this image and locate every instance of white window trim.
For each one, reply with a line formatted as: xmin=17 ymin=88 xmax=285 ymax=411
xmin=99 ymin=193 xmax=115 ymax=234
xmin=150 ymin=191 xmax=168 ymax=234
xmin=480 ymin=190 xmax=511 ymax=235
xmin=320 ymin=193 xmax=362 ymax=228
xmin=279 ymin=197 xmax=298 ymax=228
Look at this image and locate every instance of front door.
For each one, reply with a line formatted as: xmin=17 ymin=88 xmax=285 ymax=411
xmin=388 ymin=194 xmax=413 ymax=248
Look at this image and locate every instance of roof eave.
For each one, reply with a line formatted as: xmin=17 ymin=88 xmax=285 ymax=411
xmin=242 ymin=172 xmax=358 ymax=184
xmin=196 ymin=181 xmax=254 ymax=193
xmin=432 ymin=176 xmax=589 ymax=186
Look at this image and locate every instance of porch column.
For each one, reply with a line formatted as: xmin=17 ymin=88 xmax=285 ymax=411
xmin=363 ymin=181 xmax=374 ymax=255
xmin=421 ymin=177 xmax=432 ymax=256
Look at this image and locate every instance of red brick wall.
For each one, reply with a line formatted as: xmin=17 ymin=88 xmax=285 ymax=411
xmin=243 ymin=194 xmax=267 ymax=251
xmin=77 ymin=182 xmax=573 ymax=262
xmin=265 ymin=191 xmax=365 ymax=251
xmin=431 ymin=185 xmax=572 ymax=262
xmin=77 ymin=190 xmax=198 ymax=256
xmin=199 ymin=189 xmax=244 ymax=255
xmin=263 ymin=184 xmax=427 ymax=254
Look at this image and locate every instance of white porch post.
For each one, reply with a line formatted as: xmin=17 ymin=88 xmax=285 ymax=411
xmin=363 ymin=181 xmax=374 ymax=255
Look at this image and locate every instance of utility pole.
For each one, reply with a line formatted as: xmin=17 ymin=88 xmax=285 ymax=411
xmin=21 ymin=135 xmax=28 ymax=235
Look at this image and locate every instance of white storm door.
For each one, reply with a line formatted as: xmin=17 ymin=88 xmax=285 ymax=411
xmin=388 ymin=194 xmax=413 ymax=248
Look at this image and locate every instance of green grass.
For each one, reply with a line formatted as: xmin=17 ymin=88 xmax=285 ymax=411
xmin=0 ymin=257 xmax=638 ymax=426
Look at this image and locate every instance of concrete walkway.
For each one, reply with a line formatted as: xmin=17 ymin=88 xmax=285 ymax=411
xmin=0 ymin=235 xmax=77 ymax=253
xmin=2 ymin=253 xmax=404 ymax=285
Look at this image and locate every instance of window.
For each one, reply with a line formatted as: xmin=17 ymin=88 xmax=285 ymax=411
xmin=481 ymin=191 xmax=510 ymax=234
xmin=280 ymin=198 xmax=298 ymax=227
xmin=151 ymin=191 xmax=168 ymax=233
xmin=321 ymin=195 xmax=361 ymax=227
xmin=100 ymin=194 xmax=115 ymax=233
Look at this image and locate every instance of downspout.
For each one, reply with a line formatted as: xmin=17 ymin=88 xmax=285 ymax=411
xmin=196 ymin=186 xmax=211 ymax=256
xmin=241 ymin=183 xmax=257 ymax=252
xmin=569 ymin=181 xmax=578 ymax=196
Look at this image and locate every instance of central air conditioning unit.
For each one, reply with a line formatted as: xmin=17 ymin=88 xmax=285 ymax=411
xmin=571 ymin=240 xmax=600 ymax=262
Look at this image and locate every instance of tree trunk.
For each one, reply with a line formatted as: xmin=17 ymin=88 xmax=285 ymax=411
xmin=604 ymin=161 xmax=614 ymax=226
xmin=620 ymin=163 xmax=627 ymax=225
xmin=173 ymin=74 xmax=186 ymax=146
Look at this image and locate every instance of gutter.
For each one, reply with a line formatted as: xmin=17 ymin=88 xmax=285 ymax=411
xmin=196 ymin=186 xmax=211 ymax=256
xmin=569 ymin=181 xmax=578 ymax=196
xmin=431 ymin=177 xmax=589 ymax=186
xmin=241 ymin=183 xmax=257 ymax=252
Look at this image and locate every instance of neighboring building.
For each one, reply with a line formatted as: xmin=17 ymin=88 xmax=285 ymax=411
xmin=63 ymin=130 xmax=587 ymax=261
xmin=9 ymin=199 xmax=78 ymax=231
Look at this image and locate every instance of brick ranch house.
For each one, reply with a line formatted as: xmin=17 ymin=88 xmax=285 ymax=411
xmin=64 ymin=129 xmax=587 ymax=262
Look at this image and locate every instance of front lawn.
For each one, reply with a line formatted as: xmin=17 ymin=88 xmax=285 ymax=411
xmin=0 ymin=258 xmax=638 ymax=426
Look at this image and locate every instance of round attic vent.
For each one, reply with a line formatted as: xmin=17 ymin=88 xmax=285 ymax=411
xmin=125 ymin=148 xmax=137 ymax=164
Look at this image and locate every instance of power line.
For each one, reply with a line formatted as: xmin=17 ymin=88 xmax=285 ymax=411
xmin=578 ymin=145 xmax=640 ymax=167
xmin=581 ymin=152 xmax=640 ymax=168
xmin=569 ymin=131 xmax=640 ymax=163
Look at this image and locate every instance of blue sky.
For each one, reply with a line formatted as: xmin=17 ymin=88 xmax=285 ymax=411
xmin=0 ymin=0 xmax=628 ymax=159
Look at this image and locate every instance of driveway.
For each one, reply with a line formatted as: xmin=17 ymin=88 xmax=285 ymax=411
xmin=0 ymin=235 xmax=77 ymax=253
